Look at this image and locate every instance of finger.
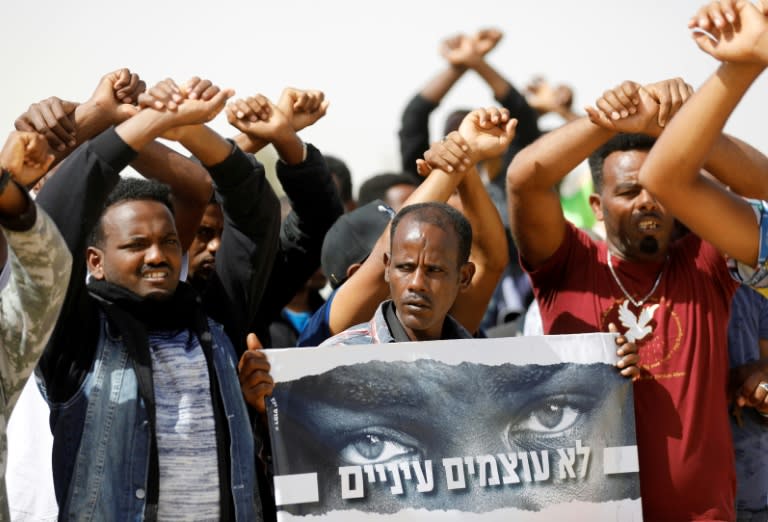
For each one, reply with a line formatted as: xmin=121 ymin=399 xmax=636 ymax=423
xmin=621 ymin=365 xmax=641 ymax=379
xmin=595 ymin=97 xmax=619 ymax=121
xmin=655 ymin=83 xmax=672 ymax=127
xmin=602 ymin=90 xmax=633 ymax=119
xmin=188 ymin=78 xmax=212 ymax=100
xmin=26 ymin=108 xmax=65 ymax=150
xmin=721 ymin=0 xmax=738 ymax=23
xmin=614 ymin=82 xmax=640 ymax=112
xmin=200 ymin=84 xmax=219 ymax=102
xmin=692 ymin=28 xmax=720 ymax=56
xmin=38 ymin=103 xmax=72 ymax=147
xmin=443 ymin=134 xmax=472 ymax=167
xmin=424 ymin=144 xmax=464 ymax=173
xmin=584 ymin=106 xmax=613 ymax=129
xmin=247 ymin=332 xmax=263 ymax=351
xmin=113 ymin=68 xmax=131 ymax=91
xmin=25 ymin=133 xmax=52 ymax=163
xmin=14 ymin=116 xmax=34 ymax=133
xmin=415 ymin=159 xmax=432 ymax=177
xmin=116 ymin=73 xmax=140 ymax=102
xmin=49 ymin=99 xmax=76 ymax=136
xmin=243 ymin=98 xmax=268 ymax=121
xmin=293 ymin=92 xmax=310 ymax=112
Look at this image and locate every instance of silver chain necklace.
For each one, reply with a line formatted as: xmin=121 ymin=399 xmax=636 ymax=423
xmin=606 ymin=250 xmax=665 ymax=307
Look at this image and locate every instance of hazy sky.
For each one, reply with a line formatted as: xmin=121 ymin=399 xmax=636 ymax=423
xmin=3 ymin=0 xmax=767 ymax=193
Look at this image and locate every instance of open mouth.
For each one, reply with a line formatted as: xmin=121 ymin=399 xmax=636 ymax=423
xmin=142 ymin=270 xmax=170 ymax=280
xmin=638 ymin=219 xmax=660 ymax=232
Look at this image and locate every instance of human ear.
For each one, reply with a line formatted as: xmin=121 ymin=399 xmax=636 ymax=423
xmin=458 ymin=261 xmax=475 ymax=290
xmin=589 ymin=193 xmax=604 ymax=221
xmin=86 ymin=246 xmax=106 ymax=280
xmin=382 ymin=253 xmax=391 ymax=283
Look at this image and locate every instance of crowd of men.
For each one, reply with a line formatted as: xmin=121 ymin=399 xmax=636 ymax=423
xmin=3 ymin=0 xmax=768 ymax=520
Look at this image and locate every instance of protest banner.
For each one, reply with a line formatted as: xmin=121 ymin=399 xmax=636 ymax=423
xmin=265 ymin=332 xmax=642 ymax=521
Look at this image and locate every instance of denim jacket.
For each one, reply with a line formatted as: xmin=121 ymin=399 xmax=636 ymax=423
xmin=44 ymin=313 xmax=259 ymax=521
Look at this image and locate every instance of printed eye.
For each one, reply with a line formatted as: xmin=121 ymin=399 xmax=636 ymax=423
xmin=518 ymin=401 xmax=580 ymax=433
xmin=506 ymin=395 xmax=590 ymax=442
xmin=338 ymin=433 xmax=418 ymax=465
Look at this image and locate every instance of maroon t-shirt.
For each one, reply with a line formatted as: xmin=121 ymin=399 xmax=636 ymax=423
xmin=527 ymin=223 xmax=737 ymax=521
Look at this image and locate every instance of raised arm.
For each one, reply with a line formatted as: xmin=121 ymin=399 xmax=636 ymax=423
xmin=246 ymin=89 xmax=343 ymax=335
xmin=636 ymin=0 xmax=768 ymax=266
xmin=0 ymin=131 xmax=71 ymax=412
xmin=399 ymin=32 xmax=478 ymax=174
xmin=506 ymin=116 xmax=614 ymax=268
xmin=420 ymin=108 xmax=515 ymax=332
xmin=15 ymin=68 xmax=145 ymax=167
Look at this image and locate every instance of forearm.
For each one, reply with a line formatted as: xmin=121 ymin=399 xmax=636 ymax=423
xmin=450 ymin=168 xmax=508 ymax=332
xmin=271 ymin=128 xmax=305 ymax=166
xmin=457 ymin=168 xmax=509 ymax=272
xmin=420 ymin=65 xmax=466 ymax=103
xmin=263 ymin=145 xmax=345 ymax=312
xmin=702 ymin=132 xmax=768 ymax=200
xmin=36 ymin=127 xmax=135 ymax=258
xmin=212 ymin=145 xmax=281 ymax=319
xmin=328 ymin=167 xmax=465 ymax=335
xmin=641 ymin=62 xmax=764 ymax=196
xmin=471 ymin=59 xmax=512 ymax=100
xmin=232 ymin=132 xmax=268 ymax=154
xmin=399 ymin=95 xmax=438 ymax=174
xmin=131 ymin=139 xmax=214 ymax=249
xmin=506 ymin=117 xmax=614 ymax=193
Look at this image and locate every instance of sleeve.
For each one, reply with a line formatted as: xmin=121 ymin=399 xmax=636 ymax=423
xmin=725 ymin=198 xmax=768 ymax=288
xmin=0 ymin=203 xmax=72 ymax=415
xmin=252 ymin=145 xmax=344 ymax=335
xmin=296 ymin=291 xmax=336 ymax=347
xmin=398 ymin=94 xmax=439 ymax=176
xmin=757 ymin=290 xmax=768 ymax=341
xmin=35 ymin=127 xmax=137 ymax=400
xmin=208 ymin=143 xmax=281 ymax=336
xmin=497 ymin=85 xmax=543 ymax=176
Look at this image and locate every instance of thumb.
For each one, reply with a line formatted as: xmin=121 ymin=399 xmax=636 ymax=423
xmin=246 ymin=332 xmax=263 ymax=351
xmin=608 ymin=322 xmax=618 ymax=334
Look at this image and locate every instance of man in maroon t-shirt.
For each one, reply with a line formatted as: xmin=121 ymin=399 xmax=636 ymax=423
xmin=505 ymin=76 xmax=760 ymax=521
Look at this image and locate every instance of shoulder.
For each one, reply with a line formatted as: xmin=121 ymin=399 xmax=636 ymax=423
xmin=318 ymin=321 xmax=374 ymax=347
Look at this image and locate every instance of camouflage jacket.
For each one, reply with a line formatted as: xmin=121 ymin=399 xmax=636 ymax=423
xmin=0 ymin=202 xmax=72 ymax=520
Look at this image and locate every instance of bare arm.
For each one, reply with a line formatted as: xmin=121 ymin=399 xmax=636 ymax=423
xmin=506 ymin=117 xmax=614 ymax=268
xmin=639 ymin=0 xmax=768 ymax=266
xmin=328 ymin=168 xmax=467 ymax=335
xmin=451 ymin=165 xmax=509 ymax=331
xmin=130 ymin=141 xmax=213 ymax=250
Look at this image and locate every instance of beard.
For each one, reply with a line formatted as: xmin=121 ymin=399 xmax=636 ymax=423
xmin=639 ymin=236 xmax=660 ymax=255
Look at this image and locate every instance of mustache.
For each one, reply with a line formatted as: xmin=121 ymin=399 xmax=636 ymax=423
xmin=402 ymin=292 xmax=432 ymax=307
xmin=139 ymin=262 xmax=172 ymax=273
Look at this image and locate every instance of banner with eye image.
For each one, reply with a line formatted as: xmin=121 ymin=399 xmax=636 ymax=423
xmin=265 ymin=333 xmax=642 ymax=521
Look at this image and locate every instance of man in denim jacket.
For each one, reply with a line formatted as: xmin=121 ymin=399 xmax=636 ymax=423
xmin=36 ymin=77 xmax=262 ymax=521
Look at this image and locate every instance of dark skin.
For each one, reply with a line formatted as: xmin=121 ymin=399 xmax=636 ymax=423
xmin=0 ymin=130 xmax=55 ymax=267
xmin=86 ymin=200 xmax=182 ymax=301
xmin=384 ymin=214 xmax=475 ymax=341
xmin=588 ymin=150 xmax=676 ymax=264
xmin=187 ymin=202 xmax=224 ymax=283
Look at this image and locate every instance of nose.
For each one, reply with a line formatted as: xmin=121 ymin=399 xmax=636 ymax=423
xmin=144 ymin=242 xmax=167 ymax=265
xmin=407 ymin=266 xmax=428 ymax=293
xmin=636 ymin=188 xmax=659 ymax=212
xmin=207 ymin=236 xmax=221 ymax=254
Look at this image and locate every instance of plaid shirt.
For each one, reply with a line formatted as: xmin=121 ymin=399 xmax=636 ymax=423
xmin=318 ymin=300 xmax=472 ymax=346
